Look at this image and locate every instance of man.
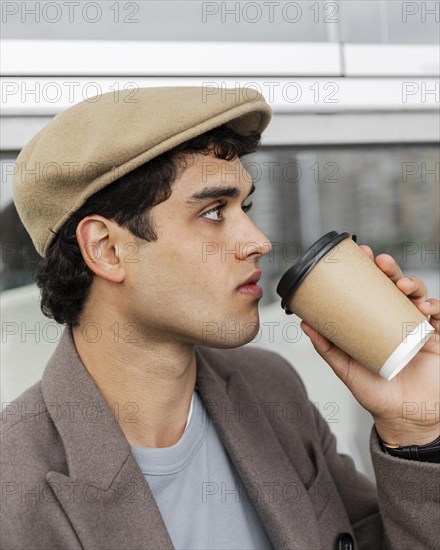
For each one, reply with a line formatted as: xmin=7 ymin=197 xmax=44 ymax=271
xmin=1 ymin=87 xmax=439 ymax=550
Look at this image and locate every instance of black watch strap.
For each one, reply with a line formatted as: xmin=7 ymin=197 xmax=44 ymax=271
xmin=380 ymin=435 xmax=440 ymax=463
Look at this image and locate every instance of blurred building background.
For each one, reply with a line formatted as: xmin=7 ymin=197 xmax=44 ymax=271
xmin=1 ymin=1 xmax=439 ymax=479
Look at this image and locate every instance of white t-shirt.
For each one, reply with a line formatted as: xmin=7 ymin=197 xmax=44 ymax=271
xmin=131 ymin=388 xmax=274 ymax=550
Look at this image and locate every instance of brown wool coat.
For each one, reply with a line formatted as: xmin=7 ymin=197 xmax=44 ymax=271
xmin=1 ymin=327 xmax=438 ymax=550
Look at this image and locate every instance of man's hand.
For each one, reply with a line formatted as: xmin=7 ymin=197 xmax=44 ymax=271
xmin=300 ymin=245 xmax=440 ymax=447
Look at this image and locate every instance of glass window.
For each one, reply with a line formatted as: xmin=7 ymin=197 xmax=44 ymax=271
xmin=1 ymin=1 xmax=331 ymax=42
xmin=2 ymin=145 xmax=438 ymax=304
xmin=243 ymin=144 xmax=439 ymax=304
xmin=3 ymin=1 xmax=438 ymax=44
xmin=337 ymin=1 xmax=438 ymax=44
xmin=1 ymin=153 xmax=40 ymax=291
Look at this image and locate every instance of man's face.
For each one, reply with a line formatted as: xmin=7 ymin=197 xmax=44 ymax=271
xmin=122 ymin=152 xmax=272 ymax=348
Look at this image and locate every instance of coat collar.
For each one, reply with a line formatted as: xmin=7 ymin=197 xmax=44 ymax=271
xmin=42 ymin=326 xmax=131 ymax=489
xmin=42 ymin=327 xmax=320 ymax=549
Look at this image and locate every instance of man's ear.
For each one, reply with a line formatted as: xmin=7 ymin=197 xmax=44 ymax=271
xmin=75 ymin=215 xmax=127 ymax=283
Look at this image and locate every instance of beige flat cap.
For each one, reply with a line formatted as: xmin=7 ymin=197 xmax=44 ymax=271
xmin=12 ymin=86 xmax=272 ymax=258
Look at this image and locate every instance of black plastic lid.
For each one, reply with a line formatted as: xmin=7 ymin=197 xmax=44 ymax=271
xmin=276 ymin=231 xmax=357 ymax=315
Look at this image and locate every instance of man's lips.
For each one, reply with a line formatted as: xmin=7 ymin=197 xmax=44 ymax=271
xmin=238 ymin=271 xmax=262 ymax=288
xmin=237 ymin=271 xmax=263 ymax=298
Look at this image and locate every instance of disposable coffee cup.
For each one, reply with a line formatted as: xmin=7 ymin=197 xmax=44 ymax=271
xmin=276 ymin=231 xmax=435 ymax=380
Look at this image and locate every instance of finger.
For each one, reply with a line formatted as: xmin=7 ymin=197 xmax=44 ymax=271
xmin=300 ymin=321 xmax=362 ymax=387
xmin=300 ymin=321 xmax=336 ymax=355
xmin=374 ymin=254 xmax=404 ymax=283
xmin=420 ymin=299 xmax=440 ymax=333
xmin=359 ymin=244 xmax=374 ymax=261
xmin=396 ymin=275 xmax=429 ymax=304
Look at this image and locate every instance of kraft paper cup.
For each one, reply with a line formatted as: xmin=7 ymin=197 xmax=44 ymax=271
xmin=276 ymin=231 xmax=435 ymax=380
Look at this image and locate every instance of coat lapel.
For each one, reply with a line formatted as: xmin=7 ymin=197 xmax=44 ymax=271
xmin=41 ymin=327 xmax=174 ymax=550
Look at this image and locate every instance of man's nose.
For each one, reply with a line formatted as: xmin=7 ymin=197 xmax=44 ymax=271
xmin=237 ymin=222 xmax=273 ymax=261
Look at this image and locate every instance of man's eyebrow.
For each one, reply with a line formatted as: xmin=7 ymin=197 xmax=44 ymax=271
xmin=186 ymin=183 xmax=255 ymax=205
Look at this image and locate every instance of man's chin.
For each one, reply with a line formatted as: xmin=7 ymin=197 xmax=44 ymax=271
xmin=197 ymin=317 xmax=261 ymax=349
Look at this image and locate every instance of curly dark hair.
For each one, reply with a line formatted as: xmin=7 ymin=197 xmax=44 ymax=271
xmin=34 ymin=124 xmax=261 ymax=327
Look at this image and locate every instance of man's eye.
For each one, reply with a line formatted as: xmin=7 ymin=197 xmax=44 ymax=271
xmin=202 ymin=202 xmax=253 ymax=222
xmin=242 ymin=201 xmax=253 ymax=213
xmin=202 ymin=204 xmax=225 ymax=221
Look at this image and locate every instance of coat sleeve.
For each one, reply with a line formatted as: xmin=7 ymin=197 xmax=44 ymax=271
xmin=312 ymin=393 xmax=440 ymax=550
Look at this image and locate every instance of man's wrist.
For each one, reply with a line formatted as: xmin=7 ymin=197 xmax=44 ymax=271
xmin=374 ymin=421 xmax=439 ymax=447
xmin=376 ymin=428 xmax=440 ymax=463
